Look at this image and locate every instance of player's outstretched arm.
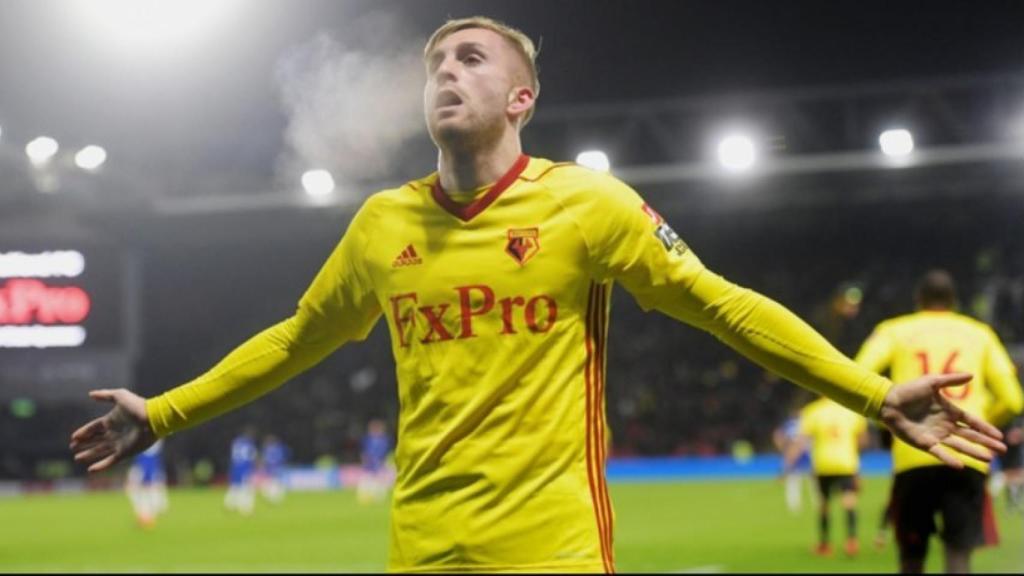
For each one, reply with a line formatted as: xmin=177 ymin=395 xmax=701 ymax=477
xmin=69 ymin=388 xmax=156 ymax=473
xmin=573 ymin=176 xmax=1008 ymax=466
xmin=651 ymin=260 xmax=1007 ymax=466
xmin=98 ymin=200 xmax=380 ymax=442
xmin=878 ymin=373 xmax=1006 ymax=468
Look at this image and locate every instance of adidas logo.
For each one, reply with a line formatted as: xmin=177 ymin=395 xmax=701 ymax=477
xmin=392 ymin=244 xmax=422 ymax=267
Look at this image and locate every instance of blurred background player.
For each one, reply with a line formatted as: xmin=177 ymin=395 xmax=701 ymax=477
xmin=855 ymin=269 xmax=1023 ymax=573
xmin=224 ymin=427 xmax=258 ymax=515
xmin=993 ymin=416 xmax=1023 ymax=512
xmin=774 ymin=401 xmax=815 ymax=514
xmin=357 ymin=419 xmax=392 ymax=505
xmin=125 ymin=439 xmax=168 ymax=529
xmin=873 ymin=426 xmax=896 ymax=550
xmin=258 ymin=434 xmax=289 ymax=504
xmin=785 ymin=396 xmax=867 ymax=556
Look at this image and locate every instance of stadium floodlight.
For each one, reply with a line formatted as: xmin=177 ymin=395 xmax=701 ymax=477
xmin=74 ymin=145 xmax=107 ymax=171
xmin=717 ymin=134 xmax=756 ymax=172
xmin=879 ymin=129 xmax=914 ymax=157
xmin=25 ymin=137 xmax=59 ymax=166
xmin=576 ymin=150 xmax=611 ymax=172
xmin=302 ymin=169 xmax=335 ymax=198
xmin=70 ymin=0 xmax=242 ymax=52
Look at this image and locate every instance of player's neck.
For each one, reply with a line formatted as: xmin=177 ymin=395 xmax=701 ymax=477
xmin=436 ymin=132 xmax=523 ymax=194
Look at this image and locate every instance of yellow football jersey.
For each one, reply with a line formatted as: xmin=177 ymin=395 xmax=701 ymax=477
xmin=146 ymin=156 xmax=895 ymax=573
xmin=799 ymin=398 xmax=867 ymax=476
xmin=855 ymin=310 xmax=1023 ymax=474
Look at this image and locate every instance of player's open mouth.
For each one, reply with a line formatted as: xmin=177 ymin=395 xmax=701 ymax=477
xmin=436 ymin=90 xmax=463 ymax=109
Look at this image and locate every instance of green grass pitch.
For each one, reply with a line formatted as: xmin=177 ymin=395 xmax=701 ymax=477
xmin=1 ymin=476 xmax=1021 ymax=572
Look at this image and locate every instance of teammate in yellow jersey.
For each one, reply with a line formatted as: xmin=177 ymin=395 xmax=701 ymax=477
xmin=785 ymin=397 xmax=868 ymax=557
xmin=855 ymin=269 xmax=1023 ymax=574
xmin=70 ymin=16 xmax=1007 ymax=574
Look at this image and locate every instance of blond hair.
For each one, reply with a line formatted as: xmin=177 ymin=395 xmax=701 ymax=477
xmin=424 ymin=16 xmax=540 ymax=126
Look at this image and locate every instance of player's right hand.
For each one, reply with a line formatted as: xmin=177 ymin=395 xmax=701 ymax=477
xmin=69 ymin=388 xmax=156 ymax=473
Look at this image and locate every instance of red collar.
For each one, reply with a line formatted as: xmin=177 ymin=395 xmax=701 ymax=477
xmin=431 ymin=154 xmax=530 ymax=221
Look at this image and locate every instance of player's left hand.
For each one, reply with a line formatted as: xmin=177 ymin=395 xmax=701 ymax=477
xmin=879 ymin=372 xmax=1006 ymax=468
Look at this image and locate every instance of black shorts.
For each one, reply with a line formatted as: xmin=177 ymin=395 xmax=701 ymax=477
xmin=891 ymin=466 xmax=998 ymax=558
xmin=816 ymin=474 xmax=857 ymax=499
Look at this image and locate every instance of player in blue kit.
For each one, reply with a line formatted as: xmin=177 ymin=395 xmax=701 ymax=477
xmin=258 ymin=434 xmax=289 ymax=504
xmin=224 ymin=428 xmax=258 ymax=515
xmin=775 ymin=407 xmax=814 ymax=514
xmin=126 ymin=439 xmax=168 ymax=528
xmin=357 ymin=419 xmax=393 ymax=504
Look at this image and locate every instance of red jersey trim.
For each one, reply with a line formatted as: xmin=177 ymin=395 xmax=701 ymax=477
xmin=585 ymin=282 xmax=614 ymax=573
xmin=594 ymin=284 xmax=614 ymax=567
xmin=431 ymin=154 xmax=530 ymax=222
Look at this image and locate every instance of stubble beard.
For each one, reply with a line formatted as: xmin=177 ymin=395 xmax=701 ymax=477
xmin=430 ymin=109 xmax=506 ymax=156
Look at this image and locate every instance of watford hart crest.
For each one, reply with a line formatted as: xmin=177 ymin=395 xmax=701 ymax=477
xmin=506 ymin=228 xmax=540 ymax=265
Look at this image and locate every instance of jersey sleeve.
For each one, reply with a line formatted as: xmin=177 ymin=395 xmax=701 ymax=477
xmin=854 ymin=413 xmax=868 ymax=436
xmin=571 ymin=174 xmax=893 ymax=419
xmin=145 ymin=199 xmax=384 ymax=437
xmin=981 ymin=326 xmax=1024 ymax=427
xmin=853 ymin=323 xmax=895 ymax=375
